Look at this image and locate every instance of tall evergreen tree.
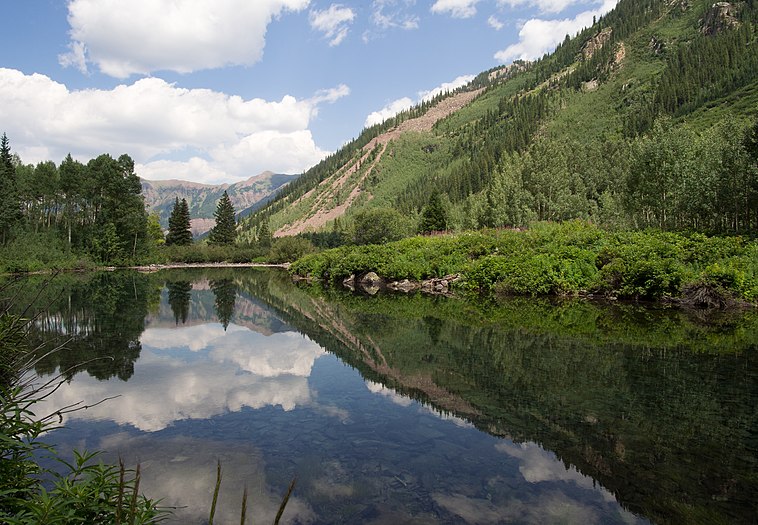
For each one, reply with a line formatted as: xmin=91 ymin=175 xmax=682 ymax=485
xmin=0 ymin=133 xmax=20 ymax=243
xmin=208 ymin=191 xmax=237 ymax=246
xmin=166 ymin=197 xmax=192 ymax=246
xmin=257 ymin=218 xmax=273 ymax=250
xmin=418 ymin=191 xmax=449 ymax=233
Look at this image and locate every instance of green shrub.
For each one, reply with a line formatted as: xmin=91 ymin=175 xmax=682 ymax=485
xmin=289 ymin=222 xmax=758 ymax=303
xmin=352 ymin=207 xmax=410 ymax=245
xmin=0 ymin=231 xmax=85 ymax=273
xmin=268 ymin=237 xmax=317 ymax=264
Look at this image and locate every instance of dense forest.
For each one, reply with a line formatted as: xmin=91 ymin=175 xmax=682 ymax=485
xmin=0 ymin=134 xmax=165 ymax=267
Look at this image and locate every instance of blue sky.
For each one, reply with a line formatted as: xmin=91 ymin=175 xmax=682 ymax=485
xmin=0 ymin=0 xmax=616 ymax=185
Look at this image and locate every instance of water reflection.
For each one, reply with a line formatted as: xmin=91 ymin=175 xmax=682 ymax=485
xmin=16 ymin=269 xmax=758 ymax=524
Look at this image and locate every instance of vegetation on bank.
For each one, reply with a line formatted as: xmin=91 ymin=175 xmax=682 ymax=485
xmin=290 ymin=221 xmax=758 ymax=303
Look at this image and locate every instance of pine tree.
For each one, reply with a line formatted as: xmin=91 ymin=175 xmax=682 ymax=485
xmin=208 ymin=191 xmax=237 ymax=246
xmin=418 ymin=191 xmax=449 ymax=234
xmin=257 ymin=218 xmax=273 ymax=250
xmin=166 ymin=197 xmax=192 ymax=246
xmin=0 ymin=133 xmax=20 ymax=243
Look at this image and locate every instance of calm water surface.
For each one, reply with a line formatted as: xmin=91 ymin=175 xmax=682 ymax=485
xmin=21 ymin=269 xmax=758 ymax=524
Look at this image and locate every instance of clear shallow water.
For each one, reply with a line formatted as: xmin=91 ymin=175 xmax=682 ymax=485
xmin=21 ymin=269 xmax=758 ymax=524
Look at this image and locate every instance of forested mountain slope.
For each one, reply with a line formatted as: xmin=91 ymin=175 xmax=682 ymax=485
xmin=238 ymin=0 xmax=758 ymax=242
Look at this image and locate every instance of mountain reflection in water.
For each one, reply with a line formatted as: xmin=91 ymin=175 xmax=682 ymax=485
xmin=17 ymin=268 xmax=757 ymax=524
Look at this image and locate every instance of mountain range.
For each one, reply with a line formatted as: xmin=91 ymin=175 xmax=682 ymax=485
xmin=141 ymin=171 xmax=296 ymax=236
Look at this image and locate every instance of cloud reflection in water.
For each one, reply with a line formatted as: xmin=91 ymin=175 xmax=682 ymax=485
xmin=37 ymin=323 xmax=326 ymax=432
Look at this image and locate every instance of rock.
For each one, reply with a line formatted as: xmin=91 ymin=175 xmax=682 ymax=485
xmin=359 ymin=272 xmax=383 ymax=286
xmin=582 ymin=79 xmax=599 ymax=92
xmin=581 ymin=27 xmax=613 ymax=59
xmin=648 ymin=36 xmax=664 ymax=55
xmin=388 ymin=279 xmax=420 ymax=292
xmin=357 ymin=271 xmax=384 ymax=294
xmin=700 ymin=2 xmax=740 ymax=36
xmin=421 ymin=274 xmax=460 ymax=295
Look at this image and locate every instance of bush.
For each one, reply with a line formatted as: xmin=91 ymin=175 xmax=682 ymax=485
xmin=0 ymin=231 xmax=85 ymax=273
xmin=289 ymin=222 xmax=758 ymax=303
xmin=352 ymin=207 xmax=409 ymax=245
xmin=155 ymin=244 xmax=265 ymax=264
xmin=268 ymin=237 xmax=317 ymax=264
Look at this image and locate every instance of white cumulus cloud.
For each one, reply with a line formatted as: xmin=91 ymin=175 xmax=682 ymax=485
xmin=0 ymin=68 xmax=349 ymax=184
xmin=60 ymin=0 xmax=310 ymax=78
xmin=364 ymin=74 xmax=474 ymax=127
xmin=365 ymin=97 xmax=414 ymax=128
xmin=431 ymin=0 xmax=480 ymax=18
xmin=309 ymin=4 xmax=356 ymax=46
xmin=494 ymin=0 xmax=618 ymax=63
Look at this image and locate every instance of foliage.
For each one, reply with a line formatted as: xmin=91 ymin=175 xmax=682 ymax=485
xmin=165 ymin=197 xmax=192 ymax=246
xmin=0 ymin=133 xmax=21 ymax=245
xmin=155 ymin=244 xmax=265 ymax=264
xmin=0 ymin=230 xmax=93 ymax=274
xmin=146 ymin=212 xmax=165 ymax=247
xmin=3 ymin=142 xmax=150 ymax=263
xmin=257 ymin=218 xmax=273 ymax=250
xmin=207 ymin=191 xmax=237 ymax=246
xmin=352 ymin=207 xmax=409 ymax=245
xmin=418 ymin=191 xmax=449 ymax=233
xmin=267 ymin=237 xmax=317 ymax=264
xmin=292 ymin=221 xmax=758 ymax=302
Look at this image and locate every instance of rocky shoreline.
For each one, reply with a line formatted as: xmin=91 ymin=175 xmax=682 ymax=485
xmin=341 ymin=271 xmax=462 ymax=296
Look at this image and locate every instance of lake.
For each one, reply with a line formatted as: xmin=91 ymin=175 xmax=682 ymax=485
xmin=17 ymin=268 xmax=758 ymax=524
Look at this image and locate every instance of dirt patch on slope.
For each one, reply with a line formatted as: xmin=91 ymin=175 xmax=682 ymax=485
xmin=275 ymin=88 xmax=484 ymax=237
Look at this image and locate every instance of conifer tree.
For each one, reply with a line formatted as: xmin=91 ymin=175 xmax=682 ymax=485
xmin=0 ymin=133 xmax=20 ymax=243
xmin=257 ymin=218 xmax=273 ymax=250
xmin=208 ymin=191 xmax=237 ymax=246
xmin=166 ymin=197 xmax=192 ymax=246
xmin=418 ymin=191 xmax=449 ymax=234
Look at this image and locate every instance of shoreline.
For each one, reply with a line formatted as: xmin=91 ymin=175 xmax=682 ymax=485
xmin=2 ymin=261 xmax=291 ymax=277
xmin=130 ymin=262 xmax=290 ymax=273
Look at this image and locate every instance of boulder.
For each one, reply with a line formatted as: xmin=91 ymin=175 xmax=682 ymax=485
xmin=359 ymin=272 xmax=383 ymax=286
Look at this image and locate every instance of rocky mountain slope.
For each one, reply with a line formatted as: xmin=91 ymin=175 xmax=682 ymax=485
xmin=141 ymin=171 xmax=295 ymax=235
xmin=238 ymin=0 xmax=758 ymax=240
